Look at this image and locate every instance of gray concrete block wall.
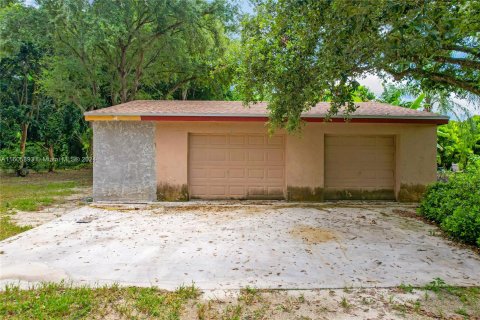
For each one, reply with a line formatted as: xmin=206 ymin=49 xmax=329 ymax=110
xmin=92 ymin=121 xmax=156 ymax=202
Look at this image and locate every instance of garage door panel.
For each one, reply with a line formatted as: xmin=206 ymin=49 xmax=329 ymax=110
xmin=208 ymin=149 xmax=227 ymax=161
xmin=209 ymin=135 xmax=227 ymax=145
xmin=266 ymin=149 xmax=284 ymax=162
xmin=229 ymin=168 xmax=246 ymax=178
xmin=210 ymin=168 xmax=227 ymax=178
xmin=229 ymin=135 xmax=245 ymax=145
xmin=248 ymin=168 xmax=265 ymax=179
xmin=189 ymin=134 xmax=285 ymax=199
xmin=189 ymin=135 xmax=209 ymax=145
xmin=267 ymin=186 xmax=284 ymax=196
xmin=325 ymin=135 xmax=395 ymax=200
xmin=190 ymin=167 xmax=208 ymax=179
xmin=190 ymin=185 xmax=207 ymax=196
xmin=229 ymin=149 xmax=246 ymax=161
xmin=248 ymin=186 xmax=266 ymax=196
xmin=267 ymin=136 xmax=284 ymax=145
xmin=267 ymin=168 xmax=284 ymax=179
xmin=248 ymin=135 xmax=265 ymax=145
xmin=209 ymin=185 xmax=227 ymax=196
xmin=227 ymin=186 xmax=244 ymax=196
xmin=248 ymin=150 xmax=265 ymax=161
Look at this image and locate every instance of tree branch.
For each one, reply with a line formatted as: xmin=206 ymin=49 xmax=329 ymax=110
xmin=433 ymin=55 xmax=480 ymax=70
xmin=442 ymin=44 xmax=480 ymax=59
xmin=166 ymin=76 xmax=196 ymax=97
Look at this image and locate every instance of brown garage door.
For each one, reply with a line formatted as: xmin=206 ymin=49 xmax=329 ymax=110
xmin=189 ymin=134 xmax=285 ymax=199
xmin=325 ymin=135 xmax=395 ymax=200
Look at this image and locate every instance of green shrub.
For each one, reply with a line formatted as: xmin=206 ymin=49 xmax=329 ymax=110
xmin=0 ymin=148 xmax=21 ymax=171
xmin=419 ymin=169 xmax=480 ymax=247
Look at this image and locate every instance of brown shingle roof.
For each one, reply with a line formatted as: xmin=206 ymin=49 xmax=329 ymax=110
xmin=85 ymin=100 xmax=449 ymax=121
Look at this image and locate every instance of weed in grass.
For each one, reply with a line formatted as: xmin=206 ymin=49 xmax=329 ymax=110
xmin=428 ymin=230 xmax=439 ymax=237
xmin=297 ymin=294 xmax=305 ymax=303
xmin=398 ymin=283 xmax=414 ymax=293
xmin=278 ymin=303 xmax=291 ymax=312
xmin=455 ymin=308 xmax=468 ymax=316
xmin=340 ymin=296 xmax=350 ymax=309
xmin=412 ymin=300 xmax=422 ymax=313
xmin=197 ymin=301 xmax=212 ymax=320
xmin=424 ymin=278 xmax=447 ymax=292
xmin=239 ymin=286 xmax=261 ymax=305
xmin=252 ymin=305 xmax=268 ymax=319
xmin=223 ymin=304 xmax=242 ymax=320
xmin=361 ymin=297 xmax=371 ymax=305
xmin=392 ymin=303 xmax=407 ymax=316
xmin=388 ymin=295 xmax=394 ymax=304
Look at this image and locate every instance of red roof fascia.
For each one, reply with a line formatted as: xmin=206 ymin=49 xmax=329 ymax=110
xmin=140 ymin=115 xmax=448 ymax=125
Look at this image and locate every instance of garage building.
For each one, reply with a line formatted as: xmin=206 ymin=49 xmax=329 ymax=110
xmin=84 ymin=100 xmax=448 ymax=202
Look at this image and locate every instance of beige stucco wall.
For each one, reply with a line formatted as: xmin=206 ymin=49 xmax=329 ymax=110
xmin=155 ymin=121 xmax=438 ymax=201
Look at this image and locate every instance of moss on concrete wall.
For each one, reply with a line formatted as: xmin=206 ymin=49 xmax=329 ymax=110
xmin=287 ymin=187 xmax=324 ymax=202
xmin=397 ymin=184 xmax=427 ymax=202
xmin=157 ymin=183 xmax=189 ymax=201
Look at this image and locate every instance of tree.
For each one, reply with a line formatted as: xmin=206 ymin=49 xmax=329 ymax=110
xmin=378 ymin=82 xmax=476 ymax=117
xmin=240 ymin=0 xmax=480 ymax=131
xmin=437 ymin=117 xmax=480 ymax=169
xmin=0 ymin=2 xmax=51 ymax=173
xmin=39 ymin=0 xmax=236 ymax=110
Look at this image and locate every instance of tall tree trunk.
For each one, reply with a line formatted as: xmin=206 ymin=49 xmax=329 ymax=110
xmin=182 ymin=87 xmax=188 ymax=100
xmin=19 ymin=123 xmax=29 ymax=170
xmin=119 ymin=46 xmax=128 ymax=103
xmin=132 ymin=50 xmax=144 ymax=100
xmin=48 ymin=145 xmax=55 ymax=172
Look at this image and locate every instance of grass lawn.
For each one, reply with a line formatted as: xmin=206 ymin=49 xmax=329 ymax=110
xmin=0 ymin=280 xmax=479 ymax=319
xmin=0 ymin=282 xmax=199 ymax=319
xmin=0 ymin=168 xmax=92 ymax=240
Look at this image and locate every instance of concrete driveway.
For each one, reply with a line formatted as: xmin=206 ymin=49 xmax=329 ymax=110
xmin=1 ymin=202 xmax=480 ymax=290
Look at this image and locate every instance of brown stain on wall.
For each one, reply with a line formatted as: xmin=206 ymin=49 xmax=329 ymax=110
xmin=287 ymin=186 xmax=324 ymax=202
xmin=157 ymin=183 xmax=189 ymax=201
xmin=324 ymin=189 xmax=395 ymax=200
xmin=397 ymin=184 xmax=427 ymax=202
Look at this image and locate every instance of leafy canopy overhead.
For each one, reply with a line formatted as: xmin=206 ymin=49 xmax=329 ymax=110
xmin=239 ymin=0 xmax=480 ymax=131
xmin=38 ymin=0 xmax=236 ymax=110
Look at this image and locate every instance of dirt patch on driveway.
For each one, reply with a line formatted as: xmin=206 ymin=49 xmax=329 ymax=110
xmin=290 ymin=226 xmax=338 ymax=244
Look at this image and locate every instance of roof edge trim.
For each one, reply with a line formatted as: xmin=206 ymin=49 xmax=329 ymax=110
xmin=85 ymin=114 xmax=448 ymax=125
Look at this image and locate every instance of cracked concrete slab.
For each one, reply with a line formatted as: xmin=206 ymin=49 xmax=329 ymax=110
xmin=1 ymin=203 xmax=479 ymax=290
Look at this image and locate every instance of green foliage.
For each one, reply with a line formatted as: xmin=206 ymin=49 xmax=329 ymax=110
xmin=0 ymin=0 xmax=239 ymax=170
xmin=419 ymin=160 xmax=480 ymax=247
xmin=240 ymin=0 xmax=480 ymax=130
xmin=39 ymin=0 xmax=236 ymax=108
xmin=437 ymin=117 xmax=480 ymax=169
